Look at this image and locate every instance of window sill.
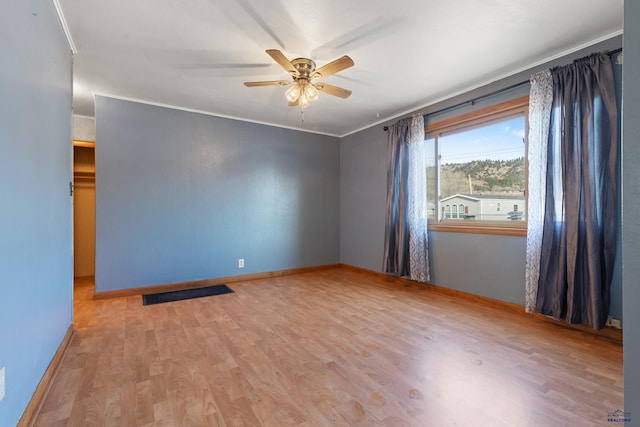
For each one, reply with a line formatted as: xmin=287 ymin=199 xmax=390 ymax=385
xmin=428 ymin=223 xmax=527 ymax=237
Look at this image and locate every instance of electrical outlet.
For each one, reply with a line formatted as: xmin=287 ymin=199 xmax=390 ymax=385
xmin=0 ymin=367 xmax=5 ymax=401
xmin=238 ymin=259 xmax=244 ymax=268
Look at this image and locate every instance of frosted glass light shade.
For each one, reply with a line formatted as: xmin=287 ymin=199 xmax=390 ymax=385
xmin=285 ymin=84 xmax=301 ymax=102
xmin=298 ymin=93 xmax=311 ymax=108
xmin=305 ymin=84 xmax=319 ymax=102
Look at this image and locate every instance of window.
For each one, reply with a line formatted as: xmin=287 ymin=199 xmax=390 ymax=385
xmin=425 ymin=96 xmax=528 ymax=235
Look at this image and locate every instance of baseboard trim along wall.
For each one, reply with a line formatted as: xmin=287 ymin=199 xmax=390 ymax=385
xmin=93 ymin=264 xmax=343 ymax=300
xmin=18 ymin=325 xmax=75 ymax=427
xmin=338 ymin=264 xmax=623 ymax=343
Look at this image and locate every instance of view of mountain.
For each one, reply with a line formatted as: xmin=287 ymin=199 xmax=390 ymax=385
xmin=429 ymin=157 xmax=525 ymax=198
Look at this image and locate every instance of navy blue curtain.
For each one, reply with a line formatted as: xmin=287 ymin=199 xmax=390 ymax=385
xmin=383 ymin=119 xmax=412 ymax=276
xmin=536 ymin=53 xmax=618 ymax=329
xmin=383 ymin=115 xmax=429 ymax=282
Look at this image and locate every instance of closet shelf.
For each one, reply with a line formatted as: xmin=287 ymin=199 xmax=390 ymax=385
xmin=74 ymin=171 xmax=95 ymax=181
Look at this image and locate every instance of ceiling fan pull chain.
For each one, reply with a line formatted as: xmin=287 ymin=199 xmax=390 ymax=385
xmin=301 ymin=107 xmax=304 ymax=123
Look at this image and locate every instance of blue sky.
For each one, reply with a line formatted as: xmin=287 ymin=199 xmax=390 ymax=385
xmin=429 ymin=117 xmax=525 ymax=164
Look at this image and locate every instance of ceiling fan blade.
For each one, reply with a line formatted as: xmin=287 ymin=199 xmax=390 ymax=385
xmin=288 ymin=99 xmax=299 ymax=107
xmin=316 ymin=83 xmax=352 ymax=99
xmin=244 ymin=80 xmax=291 ymax=87
xmin=312 ymin=56 xmax=354 ymax=79
xmin=266 ymin=49 xmax=297 ymax=74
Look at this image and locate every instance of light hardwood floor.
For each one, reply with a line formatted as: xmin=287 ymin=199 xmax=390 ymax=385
xmin=34 ymin=268 xmax=623 ymax=426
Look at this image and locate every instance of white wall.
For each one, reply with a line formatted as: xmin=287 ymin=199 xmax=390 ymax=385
xmin=73 ymin=115 xmax=96 ymax=141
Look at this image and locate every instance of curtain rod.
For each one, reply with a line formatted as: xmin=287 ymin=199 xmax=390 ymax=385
xmin=383 ymin=47 xmax=622 ymax=132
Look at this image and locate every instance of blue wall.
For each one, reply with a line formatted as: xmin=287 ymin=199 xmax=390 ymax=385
xmin=0 ymin=1 xmax=73 ymax=425
xmin=340 ymin=38 xmax=623 ymax=315
xmin=95 ymin=97 xmax=340 ymax=292
xmin=340 ymin=125 xmax=528 ymax=305
xmin=623 ymin=0 xmax=640 ymax=418
xmin=428 ymin=232 xmax=526 ymax=305
xmin=340 ymin=124 xmax=387 ymax=272
xmin=610 ymin=50 xmax=623 ymax=324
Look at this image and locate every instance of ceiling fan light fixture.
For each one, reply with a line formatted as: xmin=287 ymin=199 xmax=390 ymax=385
xmin=244 ymin=49 xmax=354 ymax=108
xmin=304 ymin=83 xmax=320 ymax=102
xmin=285 ymin=81 xmax=319 ymax=108
xmin=285 ymin=84 xmax=301 ymax=102
xmin=298 ymin=92 xmax=311 ymax=109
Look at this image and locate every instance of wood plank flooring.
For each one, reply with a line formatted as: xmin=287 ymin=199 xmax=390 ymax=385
xmin=34 ymin=269 xmax=623 ymax=426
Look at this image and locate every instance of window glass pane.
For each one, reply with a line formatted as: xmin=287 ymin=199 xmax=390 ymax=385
xmin=439 ymin=117 xmax=525 ymax=221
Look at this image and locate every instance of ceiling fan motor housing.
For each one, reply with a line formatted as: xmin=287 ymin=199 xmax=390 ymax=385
xmin=291 ymin=58 xmax=316 ymax=80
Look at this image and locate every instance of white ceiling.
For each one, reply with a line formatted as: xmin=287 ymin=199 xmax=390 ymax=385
xmin=59 ymin=0 xmax=623 ymax=137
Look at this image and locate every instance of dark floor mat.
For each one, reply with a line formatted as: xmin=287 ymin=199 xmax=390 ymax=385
xmin=142 ymin=284 xmax=234 ymax=305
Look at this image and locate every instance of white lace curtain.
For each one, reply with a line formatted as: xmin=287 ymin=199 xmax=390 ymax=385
xmin=383 ymin=115 xmax=430 ymax=283
xmin=525 ymin=70 xmax=553 ymax=313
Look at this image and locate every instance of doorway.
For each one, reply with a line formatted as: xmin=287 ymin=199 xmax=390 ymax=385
xmin=73 ymin=141 xmax=95 ymax=280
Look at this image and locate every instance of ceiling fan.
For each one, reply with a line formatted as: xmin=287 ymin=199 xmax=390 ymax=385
xmin=244 ymin=49 xmax=354 ymax=108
